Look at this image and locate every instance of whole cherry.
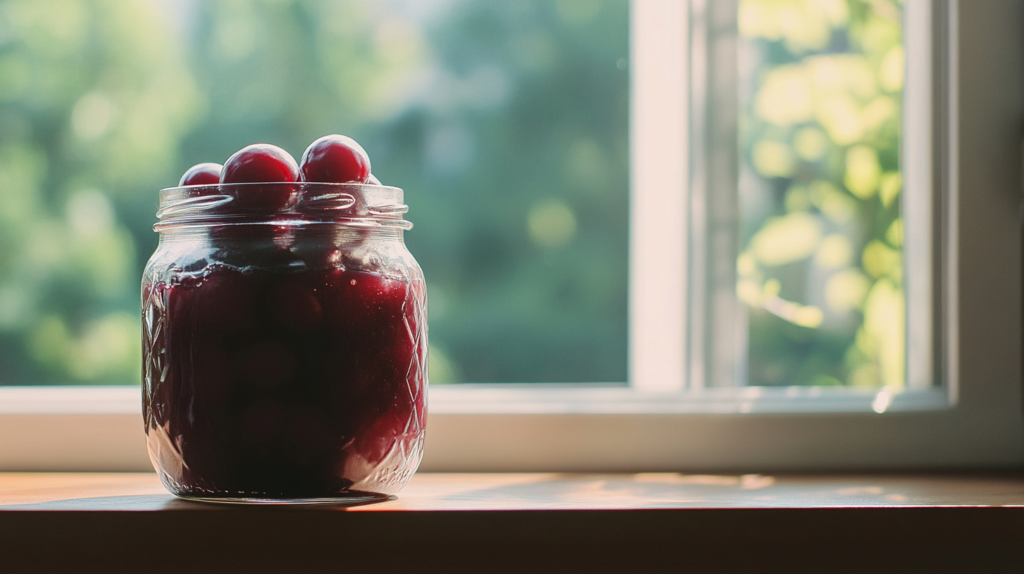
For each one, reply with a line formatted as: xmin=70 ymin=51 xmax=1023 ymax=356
xmin=300 ymin=135 xmax=371 ymax=183
xmin=221 ymin=144 xmax=299 ymax=185
xmin=218 ymin=144 xmax=299 ymax=216
xmin=179 ymin=163 xmax=222 ymax=186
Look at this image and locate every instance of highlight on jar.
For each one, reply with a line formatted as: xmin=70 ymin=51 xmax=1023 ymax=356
xmin=142 ymin=135 xmax=428 ymax=505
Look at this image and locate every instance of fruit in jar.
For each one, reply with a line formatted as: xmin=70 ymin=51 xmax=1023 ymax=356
xmin=221 ymin=143 xmax=299 ymax=185
xmin=146 ymin=136 xmax=423 ymax=500
xmin=291 ymin=135 xmax=375 ymax=259
xmin=300 ymin=134 xmax=371 ymax=184
xmin=179 ymin=163 xmax=222 ymax=186
xmin=213 ymin=144 xmax=300 ymax=237
xmin=144 ymin=265 xmax=425 ymax=498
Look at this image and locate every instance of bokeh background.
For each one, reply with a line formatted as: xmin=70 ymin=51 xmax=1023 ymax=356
xmin=738 ymin=0 xmax=906 ymax=388
xmin=0 ymin=0 xmax=906 ymax=388
xmin=0 ymin=0 xmax=629 ymax=386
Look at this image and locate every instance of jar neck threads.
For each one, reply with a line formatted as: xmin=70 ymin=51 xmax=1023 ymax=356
xmin=154 ymin=182 xmax=411 ymax=232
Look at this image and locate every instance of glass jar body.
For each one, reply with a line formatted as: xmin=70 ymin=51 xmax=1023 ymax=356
xmin=142 ymin=184 xmax=427 ymax=503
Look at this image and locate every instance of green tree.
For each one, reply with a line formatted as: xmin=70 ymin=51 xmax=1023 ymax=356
xmin=0 ymin=0 xmax=200 ymax=384
xmin=0 ymin=0 xmax=630 ymax=385
xmin=738 ymin=0 xmax=905 ymax=387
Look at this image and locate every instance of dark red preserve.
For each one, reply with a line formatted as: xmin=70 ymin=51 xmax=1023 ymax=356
xmin=142 ymin=182 xmax=426 ymax=503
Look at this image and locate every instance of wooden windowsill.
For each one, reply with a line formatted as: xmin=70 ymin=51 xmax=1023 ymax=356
xmin=2 ymin=472 xmax=1023 ymax=573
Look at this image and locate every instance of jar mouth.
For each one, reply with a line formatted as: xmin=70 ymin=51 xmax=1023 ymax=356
xmin=154 ymin=182 xmax=411 ymax=231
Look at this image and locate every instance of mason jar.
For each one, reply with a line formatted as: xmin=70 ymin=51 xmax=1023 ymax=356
xmin=141 ymin=182 xmax=427 ymax=503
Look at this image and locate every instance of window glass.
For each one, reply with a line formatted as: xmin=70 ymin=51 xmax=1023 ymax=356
xmin=737 ymin=0 xmax=907 ymax=388
xmin=0 ymin=0 xmax=628 ymax=386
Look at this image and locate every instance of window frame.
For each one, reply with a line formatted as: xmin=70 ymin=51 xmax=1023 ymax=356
xmin=1 ymin=0 xmax=1022 ymax=473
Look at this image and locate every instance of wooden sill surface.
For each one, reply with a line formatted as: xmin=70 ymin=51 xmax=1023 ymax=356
xmin=2 ymin=472 xmax=1023 ymax=573
xmin=2 ymin=471 xmax=1024 ymax=510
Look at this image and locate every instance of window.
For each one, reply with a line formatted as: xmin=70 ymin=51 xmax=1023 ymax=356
xmin=2 ymin=0 xmax=1022 ymax=472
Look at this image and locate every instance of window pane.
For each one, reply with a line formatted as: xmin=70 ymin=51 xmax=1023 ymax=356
xmin=0 ymin=0 xmax=628 ymax=386
xmin=737 ymin=0 xmax=906 ymax=387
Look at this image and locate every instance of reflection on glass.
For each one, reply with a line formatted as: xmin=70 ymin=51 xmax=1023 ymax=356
xmin=738 ymin=0 xmax=905 ymax=387
xmin=0 ymin=0 xmax=628 ymax=386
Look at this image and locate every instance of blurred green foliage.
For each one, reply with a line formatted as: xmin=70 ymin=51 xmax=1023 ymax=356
xmin=738 ymin=0 xmax=905 ymax=387
xmin=0 ymin=0 xmax=628 ymax=385
xmin=0 ymin=0 xmax=200 ymax=384
xmin=0 ymin=0 xmax=909 ymax=389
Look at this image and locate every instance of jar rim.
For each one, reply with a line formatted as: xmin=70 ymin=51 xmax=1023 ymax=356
xmin=154 ymin=182 xmax=411 ymax=232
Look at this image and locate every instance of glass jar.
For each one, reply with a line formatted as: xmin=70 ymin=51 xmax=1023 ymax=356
xmin=142 ymin=182 xmax=427 ymax=504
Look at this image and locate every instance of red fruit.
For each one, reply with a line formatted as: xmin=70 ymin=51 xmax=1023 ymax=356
xmin=234 ymin=340 xmax=297 ymax=390
xmin=236 ymin=400 xmax=287 ymax=442
xmin=221 ymin=144 xmax=299 ymax=185
xmin=179 ymin=163 xmax=222 ymax=186
xmin=322 ymin=269 xmax=407 ymax=334
xmin=268 ymin=277 xmax=323 ymax=333
xmin=300 ymin=135 xmax=371 ymax=184
xmin=146 ymin=265 xmax=426 ymax=498
xmin=218 ymin=144 xmax=299 ymax=216
xmin=190 ymin=267 xmax=259 ymax=335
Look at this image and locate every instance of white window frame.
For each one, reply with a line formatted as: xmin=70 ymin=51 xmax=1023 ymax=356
xmin=1 ymin=0 xmax=1022 ymax=473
